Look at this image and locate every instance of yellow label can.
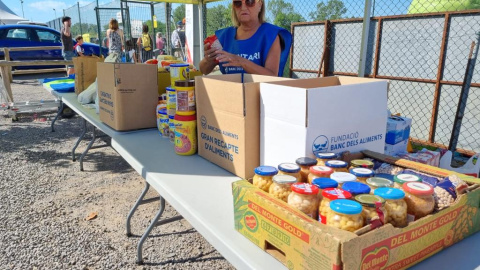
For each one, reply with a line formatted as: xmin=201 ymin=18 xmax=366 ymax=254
xmin=175 ymin=80 xmax=195 ymax=116
xmin=174 ymin=114 xmax=197 ymax=156
xmin=170 ymin=63 xmax=189 ymax=87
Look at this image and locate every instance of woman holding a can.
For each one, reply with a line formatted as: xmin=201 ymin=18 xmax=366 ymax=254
xmin=199 ymin=0 xmax=292 ymax=77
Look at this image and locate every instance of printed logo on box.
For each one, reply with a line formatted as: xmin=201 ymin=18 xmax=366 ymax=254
xmin=200 ymin=115 xmax=207 ymax=130
xmin=312 ymin=135 xmax=329 ymax=155
xmin=244 ymin=211 xmax=259 ymax=233
xmin=361 ymin=246 xmax=390 ymax=270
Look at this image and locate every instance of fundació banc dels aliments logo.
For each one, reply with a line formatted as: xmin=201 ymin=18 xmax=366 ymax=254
xmin=312 ymin=135 xmax=329 ymax=155
xmin=200 ymin=115 xmax=207 ymax=130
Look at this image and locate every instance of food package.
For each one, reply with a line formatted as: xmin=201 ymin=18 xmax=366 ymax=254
xmin=374 ymin=163 xmax=404 ymax=175
xmin=433 ymin=175 xmax=468 ymax=210
xmin=401 ymin=169 xmax=442 ymax=187
xmin=204 ymin=34 xmax=222 ymax=64
xmin=400 ymin=149 xmax=441 ymax=167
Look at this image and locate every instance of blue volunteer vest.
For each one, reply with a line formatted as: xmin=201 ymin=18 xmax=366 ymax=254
xmin=215 ymin=23 xmax=292 ymax=77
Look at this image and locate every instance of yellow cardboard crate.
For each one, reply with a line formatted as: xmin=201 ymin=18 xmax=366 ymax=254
xmin=232 ymin=151 xmax=480 ymax=269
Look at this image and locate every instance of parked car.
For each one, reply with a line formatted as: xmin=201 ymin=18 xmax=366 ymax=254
xmin=0 ymin=24 xmax=108 ymax=69
xmin=16 ymin=21 xmax=48 ymax=27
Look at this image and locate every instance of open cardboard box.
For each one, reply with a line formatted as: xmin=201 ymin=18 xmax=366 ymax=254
xmin=232 ymin=150 xmax=480 ymax=269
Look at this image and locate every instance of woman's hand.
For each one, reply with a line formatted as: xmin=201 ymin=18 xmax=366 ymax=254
xmin=215 ymin=50 xmax=245 ymax=68
xmin=203 ymin=43 xmax=218 ymax=64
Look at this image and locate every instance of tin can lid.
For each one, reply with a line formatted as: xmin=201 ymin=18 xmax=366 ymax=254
xmin=315 ymin=152 xmax=337 ymax=159
xmin=312 ymin=178 xmax=338 ymax=189
xmin=174 ymin=79 xmax=195 ymax=87
xmin=272 ymin=175 xmax=297 ymax=184
xmin=295 ymin=157 xmax=317 ymax=166
xmin=291 ymin=183 xmax=319 ymax=195
xmin=349 ymin=168 xmax=374 ymax=177
xmin=403 ymin=182 xmax=434 ymax=195
xmin=367 ymin=177 xmax=394 ymax=188
xmin=374 ymin=187 xmax=405 ymax=200
xmin=330 ymin=172 xmax=357 ymax=183
xmin=254 ymin=166 xmax=278 ymax=176
xmin=350 ymin=159 xmax=374 ymax=168
xmin=330 ymin=199 xmax=363 ymax=215
xmin=355 ymin=194 xmax=385 ymax=207
xmin=174 ymin=114 xmax=196 ymax=121
xmin=278 ymin=163 xmax=301 ymax=173
xmin=309 ymin=165 xmax=333 ymax=175
xmin=166 ymin=86 xmax=175 ymax=91
xmin=394 ymin=174 xmax=421 ymax=184
xmin=170 ymin=63 xmax=190 ymax=67
xmin=342 ymin=181 xmax=371 ymax=195
xmin=325 ymin=160 xmax=348 ymax=168
xmin=322 ymin=188 xmax=352 ymax=200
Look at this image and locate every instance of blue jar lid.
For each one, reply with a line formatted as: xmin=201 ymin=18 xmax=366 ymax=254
xmin=166 ymin=87 xmax=175 ymax=91
xmin=169 ymin=115 xmax=175 ymax=119
xmin=315 ymin=152 xmax=337 ymax=159
xmin=374 ymin=173 xmax=395 ymax=181
xmin=329 ymin=199 xmax=363 ymax=215
xmin=374 ymin=187 xmax=405 ymax=200
xmin=342 ymin=181 xmax=371 ymax=196
xmin=325 ymin=160 xmax=348 ymax=168
xmin=278 ymin=163 xmax=300 ymax=173
xmin=295 ymin=157 xmax=317 ymax=166
xmin=159 ymin=108 xmax=167 ymax=115
xmin=170 ymin=63 xmax=190 ymax=67
xmin=312 ymin=178 xmax=338 ymax=189
xmin=349 ymin=168 xmax=374 ymax=177
xmin=254 ymin=166 xmax=278 ymax=176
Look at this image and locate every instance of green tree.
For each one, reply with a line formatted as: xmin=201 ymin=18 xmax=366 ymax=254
xmin=268 ymin=0 xmax=304 ymax=30
xmin=173 ymin=5 xmax=185 ymax=24
xmin=408 ymin=0 xmax=480 ymax=14
xmin=309 ymin=0 xmax=347 ymax=21
xmin=206 ymin=4 xmax=232 ymax=36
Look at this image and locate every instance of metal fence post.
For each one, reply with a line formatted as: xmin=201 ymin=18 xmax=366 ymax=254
xmin=165 ymin=3 xmax=171 ymax=55
xmin=78 ymin=2 xmax=83 ymax=36
xmin=358 ymin=0 xmax=373 ymax=77
xmin=151 ymin=3 xmax=156 ymax=50
xmin=95 ymin=1 xmax=102 ymax=57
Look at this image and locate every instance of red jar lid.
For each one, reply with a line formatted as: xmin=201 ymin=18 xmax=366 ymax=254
xmin=291 ymin=183 xmax=319 ymax=195
xmin=403 ymin=182 xmax=434 ymax=196
xmin=174 ymin=114 xmax=196 ymax=121
xmin=322 ymin=188 xmax=352 ymax=200
xmin=309 ymin=165 xmax=333 ymax=175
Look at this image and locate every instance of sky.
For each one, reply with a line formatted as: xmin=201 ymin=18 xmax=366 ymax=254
xmin=2 ymin=0 xmax=412 ymax=24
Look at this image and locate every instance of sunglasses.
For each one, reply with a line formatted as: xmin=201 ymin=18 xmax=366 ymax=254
xmin=233 ymin=0 xmax=257 ymax=8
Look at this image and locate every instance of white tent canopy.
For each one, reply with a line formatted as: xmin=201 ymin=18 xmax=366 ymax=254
xmin=0 ymin=0 xmax=26 ymax=25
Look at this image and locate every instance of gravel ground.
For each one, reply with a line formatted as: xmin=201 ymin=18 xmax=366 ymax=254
xmin=0 ymin=74 xmax=235 ymax=269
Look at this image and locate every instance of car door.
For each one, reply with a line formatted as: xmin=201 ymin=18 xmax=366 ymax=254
xmin=31 ymin=28 xmax=63 ymax=60
xmin=2 ymin=27 xmax=36 ymax=61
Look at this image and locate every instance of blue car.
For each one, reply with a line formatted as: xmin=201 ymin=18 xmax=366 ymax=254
xmin=0 ymin=24 xmax=108 ymax=69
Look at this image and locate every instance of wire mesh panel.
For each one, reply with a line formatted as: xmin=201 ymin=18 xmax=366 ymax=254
xmin=63 ymin=3 xmax=82 ymax=37
xmin=79 ymin=1 xmax=99 ymax=44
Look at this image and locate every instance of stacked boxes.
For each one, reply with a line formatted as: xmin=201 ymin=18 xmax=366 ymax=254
xmin=385 ymin=115 xmax=412 ymax=156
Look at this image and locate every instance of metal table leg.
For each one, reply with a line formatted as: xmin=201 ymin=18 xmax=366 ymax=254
xmin=79 ymin=126 xmax=97 ymax=171
xmin=127 ymin=182 xmax=151 ymax=237
xmin=72 ymin=119 xmax=87 ymax=161
xmin=51 ymin=99 xmax=63 ymax=132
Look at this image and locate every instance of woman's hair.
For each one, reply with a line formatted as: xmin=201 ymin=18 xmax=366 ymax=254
xmin=75 ymin=35 xmax=83 ymax=41
xmin=231 ymin=0 xmax=265 ymax=27
xmin=109 ymin=18 xmax=119 ymax=30
xmin=142 ymin=24 xmax=149 ymax=34
xmin=156 ymin=32 xmax=162 ymax=37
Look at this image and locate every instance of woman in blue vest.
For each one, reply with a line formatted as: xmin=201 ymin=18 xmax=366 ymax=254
xmin=199 ymin=0 xmax=292 ymax=77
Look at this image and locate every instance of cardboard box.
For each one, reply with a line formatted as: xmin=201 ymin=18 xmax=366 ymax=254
xmin=97 ymin=63 xmax=158 ymax=131
xmin=386 ymin=115 xmax=412 ymax=144
xmin=195 ymin=74 xmax=292 ymax=179
xmin=384 ymin=139 xmax=408 ymax=156
xmin=233 ymin=150 xmax=480 ymax=270
xmin=73 ymin=56 xmax=104 ymax=94
xmin=157 ymin=70 xmax=203 ymax=95
xmin=260 ymin=76 xmax=389 ymax=166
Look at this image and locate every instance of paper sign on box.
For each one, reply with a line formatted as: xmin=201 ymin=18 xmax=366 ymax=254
xmin=260 ymin=76 xmax=389 ymax=166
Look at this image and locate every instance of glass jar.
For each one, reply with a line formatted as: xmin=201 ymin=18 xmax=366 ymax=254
xmin=296 ymin=157 xmax=317 ymax=183
xmin=330 ymin=172 xmax=357 ymax=188
xmin=269 ymin=175 xmax=297 ymax=202
xmin=325 ymin=160 xmax=349 ymax=173
xmin=315 ymin=152 xmax=337 ymax=166
xmin=312 ymin=177 xmax=338 ymax=200
xmin=287 ymin=183 xmax=320 ymax=219
xmin=366 ymin=177 xmax=394 ymax=194
xmin=326 ymin=199 xmax=364 ymax=232
xmin=342 ymin=182 xmax=371 ymax=197
xmin=278 ymin=163 xmax=302 ymax=182
xmin=355 ymin=194 xmax=388 ymax=226
xmin=403 ymin=182 xmax=435 ymax=221
xmin=374 ymin=188 xmax=407 ymax=227
xmin=308 ymin=166 xmax=333 ymax=184
xmin=252 ymin=166 xmax=278 ymax=192
xmin=318 ymin=188 xmax=352 ymax=224
xmin=349 ymin=168 xmax=374 ymax=184
xmin=393 ymin=174 xmax=421 ymax=189
xmin=349 ymin=159 xmax=374 ymax=171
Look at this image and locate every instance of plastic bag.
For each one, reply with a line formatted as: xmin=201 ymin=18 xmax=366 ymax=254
xmin=78 ymin=79 xmax=97 ymax=104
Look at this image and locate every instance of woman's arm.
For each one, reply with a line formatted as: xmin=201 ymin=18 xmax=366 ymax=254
xmin=215 ymin=35 xmax=281 ymax=76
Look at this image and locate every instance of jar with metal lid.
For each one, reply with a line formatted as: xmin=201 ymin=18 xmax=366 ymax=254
xmin=330 ymin=172 xmax=357 ymax=188
xmin=374 ymin=188 xmax=407 ymax=227
xmin=287 ymin=183 xmax=320 ymax=219
xmin=296 ymin=157 xmax=317 ymax=183
xmin=393 ymin=174 xmax=421 ymax=189
xmin=403 ymin=182 xmax=435 ymax=221
xmin=326 ymin=199 xmax=364 ymax=232
xmin=252 ymin=166 xmax=278 ymax=192
xmin=342 ymin=181 xmax=371 ymax=197
xmin=277 ymin=163 xmax=301 ymax=182
xmin=355 ymin=194 xmax=388 ymax=226
xmin=315 ymin=152 xmax=337 ymax=166
xmin=269 ymin=175 xmax=297 ymax=202
xmin=349 ymin=159 xmax=374 ymax=170
xmin=349 ymin=168 xmax=374 ymax=184
xmin=318 ymin=188 xmax=352 ymax=224
xmin=312 ymin=178 xmax=338 ymax=200
xmin=308 ymin=166 xmax=333 ymax=184
xmin=325 ymin=160 xmax=349 ymax=173
xmin=366 ymin=177 xmax=394 ymax=194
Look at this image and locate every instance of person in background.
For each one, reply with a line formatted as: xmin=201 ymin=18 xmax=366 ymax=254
xmin=125 ymin=39 xmax=138 ymax=63
xmin=199 ymin=0 xmax=292 ymax=76
xmin=60 ymin=16 xmax=75 ymax=75
xmin=156 ymin=32 xmax=165 ymax=55
xmin=171 ymin=21 xmax=185 ymax=59
xmin=102 ymin=34 xmax=109 ymax=48
xmin=74 ymin=35 xmax=84 ymax=56
xmin=106 ymin=18 xmax=124 ymax=61
xmin=137 ymin=24 xmax=153 ymax=62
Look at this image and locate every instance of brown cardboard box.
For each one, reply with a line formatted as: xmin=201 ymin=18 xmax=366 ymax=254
xmin=97 ymin=62 xmax=158 ymax=131
xmin=233 ymin=150 xmax=480 ymax=269
xmin=195 ymin=74 xmax=291 ymax=179
xmin=157 ymin=70 xmax=203 ymax=95
xmin=73 ymin=56 xmax=104 ymax=94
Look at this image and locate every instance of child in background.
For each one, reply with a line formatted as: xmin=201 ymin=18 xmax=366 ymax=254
xmin=125 ymin=39 xmax=138 ymax=63
xmin=74 ymin=35 xmax=84 ymax=56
